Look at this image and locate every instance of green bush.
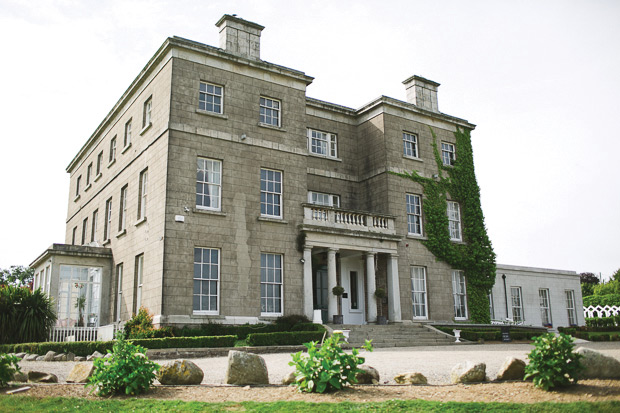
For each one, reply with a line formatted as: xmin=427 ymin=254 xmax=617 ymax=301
xmin=246 ymin=331 xmax=325 ymax=346
xmin=524 ymin=333 xmax=582 ymax=391
xmin=124 ymin=307 xmax=174 ymax=339
xmin=87 ymin=332 xmax=159 ymax=396
xmin=289 ymin=332 xmax=373 ymax=393
xmin=583 ymin=293 xmax=620 ymax=307
xmin=0 ymin=353 xmax=20 ymax=387
xmin=174 ymin=321 xmax=324 ymax=340
xmin=275 ymin=314 xmax=311 ymax=330
xmin=0 ymin=285 xmax=56 ymax=344
xmin=129 ymin=335 xmax=236 ymax=349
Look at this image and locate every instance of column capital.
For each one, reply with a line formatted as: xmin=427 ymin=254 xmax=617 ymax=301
xmin=328 ymin=247 xmax=339 ymax=253
xmin=304 ymin=246 xmax=313 ymax=252
xmin=365 ymin=251 xmax=376 ymax=258
xmin=389 ymin=253 xmax=399 ymax=258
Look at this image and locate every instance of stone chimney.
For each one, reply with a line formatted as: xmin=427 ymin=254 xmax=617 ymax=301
xmin=402 ymin=75 xmax=440 ymax=112
xmin=215 ymin=14 xmax=265 ymax=60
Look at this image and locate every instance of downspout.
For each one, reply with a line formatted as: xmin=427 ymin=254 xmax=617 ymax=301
xmin=502 ymin=274 xmax=509 ymax=318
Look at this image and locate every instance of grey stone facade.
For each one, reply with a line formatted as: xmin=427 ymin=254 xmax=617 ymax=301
xmin=30 ymin=15 xmax=583 ymax=329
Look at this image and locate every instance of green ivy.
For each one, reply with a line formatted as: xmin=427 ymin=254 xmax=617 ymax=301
xmin=392 ymin=127 xmax=496 ymax=323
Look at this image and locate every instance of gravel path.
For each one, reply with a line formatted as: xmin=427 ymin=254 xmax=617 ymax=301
xmin=17 ymin=342 xmax=620 ymax=385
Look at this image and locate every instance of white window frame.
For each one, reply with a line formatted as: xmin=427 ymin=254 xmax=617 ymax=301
xmin=124 ymin=119 xmax=132 ymax=148
xmin=86 ymin=163 xmax=92 ymax=187
xmin=196 ymin=158 xmax=222 ymax=211
xmin=452 ymin=270 xmax=467 ymax=320
xmin=134 ymin=254 xmax=143 ymax=312
xmin=406 ymin=194 xmax=423 ymax=235
xmin=260 ymin=168 xmax=282 ymax=218
xmin=566 ymin=290 xmax=577 ymax=326
xmin=193 ymin=247 xmax=220 ymax=315
xmin=511 ymin=286 xmax=524 ymax=322
xmin=81 ymin=217 xmax=88 ymax=245
xmin=307 ymin=128 xmax=337 ymax=158
xmin=115 ymin=263 xmax=123 ymax=322
xmin=118 ymin=185 xmax=128 ymax=232
xmin=447 ymin=201 xmax=462 ymax=241
xmin=143 ymin=97 xmax=152 ymax=128
xmin=45 ymin=265 xmax=51 ymax=295
xmin=259 ymin=97 xmax=280 ymax=127
xmin=308 ymin=191 xmax=340 ymax=208
xmin=91 ymin=210 xmax=98 ymax=244
xmin=441 ymin=142 xmax=455 ymax=166
xmin=403 ymin=132 xmax=418 ymax=158
xmin=109 ymin=136 xmax=117 ymax=163
xmin=539 ymin=288 xmax=552 ymax=326
xmin=411 ymin=266 xmax=428 ymax=320
xmin=96 ymin=151 xmax=103 ymax=175
xmin=138 ymin=169 xmax=148 ymax=220
xmin=104 ymin=198 xmax=112 ymax=241
xmin=199 ymin=82 xmax=223 ymax=114
xmin=75 ymin=175 xmax=81 ymax=197
xmin=261 ymin=253 xmax=283 ymax=316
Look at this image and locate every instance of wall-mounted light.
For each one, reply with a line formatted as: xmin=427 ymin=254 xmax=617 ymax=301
xmin=432 ymin=174 xmax=439 ymax=179
xmin=241 ymin=133 xmax=247 ymax=140
xmin=300 ymin=258 xmax=305 ymax=264
xmin=184 ymin=207 xmax=190 ymax=212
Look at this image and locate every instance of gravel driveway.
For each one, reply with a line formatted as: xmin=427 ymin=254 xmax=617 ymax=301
xmin=17 ymin=342 xmax=620 ymax=385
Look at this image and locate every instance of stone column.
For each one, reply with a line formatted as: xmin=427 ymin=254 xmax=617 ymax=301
xmin=365 ymin=252 xmax=377 ymax=323
xmin=387 ymin=253 xmax=402 ymax=322
xmin=303 ymin=247 xmax=313 ymax=320
xmin=327 ymin=248 xmax=338 ymax=322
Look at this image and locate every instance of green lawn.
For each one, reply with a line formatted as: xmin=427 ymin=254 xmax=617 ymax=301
xmin=1 ymin=397 xmax=619 ymax=412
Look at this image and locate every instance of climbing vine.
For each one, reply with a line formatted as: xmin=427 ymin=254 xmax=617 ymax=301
xmin=392 ymin=127 xmax=496 ymax=323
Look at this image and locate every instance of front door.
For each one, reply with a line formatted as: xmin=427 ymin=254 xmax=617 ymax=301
xmin=313 ymin=268 xmax=328 ymax=323
xmin=341 ymin=257 xmax=365 ymax=324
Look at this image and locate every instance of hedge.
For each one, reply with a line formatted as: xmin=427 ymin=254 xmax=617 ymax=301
xmin=435 ymin=326 xmax=543 ymax=342
xmin=585 ymin=316 xmax=620 ymax=328
xmin=583 ymin=294 xmax=620 ymax=307
xmin=246 ymin=331 xmax=325 ymax=346
xmin=173 ymin=322 xmax=324 ymax=339
xmin=129 ymin=335 xmax=236 ymax=349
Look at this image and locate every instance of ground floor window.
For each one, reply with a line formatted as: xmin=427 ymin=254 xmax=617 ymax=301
xmin=411 ymin=266 xmax=427 ymax=319
xmin=57 ymin=265 xmax=102 ymax=327
xmin=261 ymin=253 xmax=283 ymax=315
xmin=539 ymin=288 xmax=552 ymax=326
xmin=452 ymin=270 xmax=467 ymax=320
xmin=511 ymin=287 xmax=523 ymax=322
xmin=566 ymin=290 xmax=577 ymax=326
xmin=193 ymin=248 xmax=220 ymax=314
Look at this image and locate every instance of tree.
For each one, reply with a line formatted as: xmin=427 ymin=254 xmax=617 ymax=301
xmin=580 ymin=272 xmax=599 ymax=297
xmin=0 ymin=266 xmax=34 ymax=288
xmin=612 ymin=268 xmax=620 ymax=282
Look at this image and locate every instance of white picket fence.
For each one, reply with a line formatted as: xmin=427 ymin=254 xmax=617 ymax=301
xmin=583 ymin=305 xmax=620 ymax=318
xmin=48 ymin=324 xmax=122 ymax=342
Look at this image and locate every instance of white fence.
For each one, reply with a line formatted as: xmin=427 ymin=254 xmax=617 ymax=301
xmin=48 ymin=324 xmax=123 ymax=342
xmin=583 ymin=305 xmax=620 ymax=318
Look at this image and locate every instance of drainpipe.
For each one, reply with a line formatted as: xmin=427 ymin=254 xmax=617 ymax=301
xmin=502 ymin=274 xmax=509 ymax=318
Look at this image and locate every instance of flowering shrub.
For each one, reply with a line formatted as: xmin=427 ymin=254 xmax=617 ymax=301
xmin=524 ymin=333 xmax=582 ymax=391
xmin=289 ymin=331 xmax=372 ymax=393
xmin=87 ymin=332 xmax=159 ymax=396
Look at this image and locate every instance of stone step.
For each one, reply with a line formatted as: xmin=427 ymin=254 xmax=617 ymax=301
xmin=337 ymin=324 xmax=456 ymax=348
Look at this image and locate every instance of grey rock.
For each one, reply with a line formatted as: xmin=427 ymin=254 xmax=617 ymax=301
xmin=394 ymin=372 xmax=428 ymax=385
xmin=576 ymin=347 xmax=620 ymax=379
xmin=451 ymin=361 xmax=486 ymax=383
xmin=87 ymin=351 xmax=104 ymax=361
xmin=27 ymin=371 xmax=58 ymax=383
xmin=35 ymin=356 xmax=45 ymax=361
xmin=53 ymin=354 xmax=67 ymax=362
xmin=496 ymin=357 xmax=526 ymax=381
xmin=282 ymin=370 xmax=296 ymax=385
xmin=157 ymin=359 xmax=204 ymax=385
xmin=15 ymin=353 xmax=27 ymax=359
xmin=104 ymin=353 xmax=113 ymax=359
xmin=24 ymin=354 xmax=39 ymax=361
xmin=43 ymin=351 xmax=57 ymax=362
xmin=12 ymin=371 xmax=28 ymax=383
xmin=66 ymin=352 xmax=75 ymax=362
xmin=75 ymin=356 xmax=86 ymax=362
xmin=355 ymin=364 xmax=380 ymax=384
xmin=225 ymin=351 xmax=269 ymax=385
xmin=66 ymin=363 xmax=95 ymax=383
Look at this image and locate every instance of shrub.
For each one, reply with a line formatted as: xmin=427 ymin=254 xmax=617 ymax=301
xmin=247 ymin=331 xmax=325 ymax=346
xmin=524 ymin=333 xmax=582 ymax=391
xmin=289 ymin=332 xmax=372 ymax=393
xmin=584 ymin=293 xmax=620 ymax=307
xmin=0 ymin=354 xmax=20 ymax=387
xmin=124 ymin=307 xmax=173 ymax=339
xmin=0 ymin=285 xmax=56 ymax=344
xmin=87 ymin=332 xmax=159 ymax=396
xmin=275 ymin=314 xmax=310 ymax=330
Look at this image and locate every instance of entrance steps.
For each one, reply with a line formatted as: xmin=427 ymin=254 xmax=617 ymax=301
xmin=332 ymin=323 xmax=457 ymax=348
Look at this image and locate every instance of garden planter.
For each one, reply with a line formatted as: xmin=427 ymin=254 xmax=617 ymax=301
xmin=333 ymin=315 xmax=344 ymax=324
xmin=377 ymin=316 xmax=387 ymax=325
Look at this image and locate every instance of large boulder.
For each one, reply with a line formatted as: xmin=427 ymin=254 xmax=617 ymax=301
xmin=27 ymin=371 xmax=58 ymax=383
xmin=157 ymin=360 xmax=204 ymax=385
xmin=66 ymin=363 xmax=95 ymax=383
xmin=355 ymin=364 xmax=380 ymax=384
xmin=43 ymin=351 xmax=57 ymax=362
xmin=225 ymin=351 xmax=269 ymax=385
xmin=53 ymin=354 xmax=67 ymax=362
xmin=495 ymin=357 xmax=526 ymax=381
xmin=451 ymin=361 xmax=486 ymax=384
xmin=394 ymin=372 xmax=428 ymax=385
xmin=12 ymin=371 xmax=28 ymax=383
xmin=576 ymin=347 xmax=620 ymax=379
xmin=66 ymin=352 xmax=75 ymax=362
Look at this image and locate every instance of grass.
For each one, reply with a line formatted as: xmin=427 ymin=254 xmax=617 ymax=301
xmin=1 ymin=397 xmax=619 ymax=412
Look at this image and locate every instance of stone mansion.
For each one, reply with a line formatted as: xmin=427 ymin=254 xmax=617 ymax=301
xmin=30 ymin=15 xmax=584 ymax=330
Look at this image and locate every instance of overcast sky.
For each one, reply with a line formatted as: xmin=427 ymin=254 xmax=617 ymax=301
xmin=1 ymin=0 xmax=618 ymax=280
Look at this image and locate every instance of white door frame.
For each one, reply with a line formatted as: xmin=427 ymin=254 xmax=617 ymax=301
xmin=340 ymin=256 xmax=365 ymax=325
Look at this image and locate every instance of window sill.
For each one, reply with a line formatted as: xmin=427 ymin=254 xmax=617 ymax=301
xmin=121 ymin=143 xmax=132 ymax=154
xmin=260 ymin=313 xmax=283 ymax=319
xmin=308 ymin=152 xmax=342 ymax=162
xmin=139 ymin=122 xmax=152 ymax=136
xmin=116 ymin=229 xmax=127 ymax=239
xmin=73 ymin=194 xmax=81 ymax=202
xmin=84 ymin=183 xmax=92 ymax=192
xmin=406 ymin=234 xmax=427 ymax=240
xmin=258 ymin=122 xmax=286 ymax=132
xmin=107 ymin=159 xmax=116 ymax=168
xmin=403 ymin=155 xmax=423 ymax=162
xmin=102 ymin=239 xmax=111 ymax=246
xmin=94 ymin=173 xmax=102 ymax=182
xmin=192 ymin=311 xmax=220 ymax=316
xmin=258 ymin=216 xmax=288 ymax=224
xmin=194 ymin=208 xmax=227 ymax=216
xmin=196 ymin=109 xmax=228 ymax=120
xmin=135 ymin=217 xmax=147 ymax=227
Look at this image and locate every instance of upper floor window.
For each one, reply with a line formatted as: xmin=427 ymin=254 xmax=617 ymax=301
xmin=441 ymin=142 xmax=455 ymax=166
xmin=259 ymin=97 xmax=280 ymax=127
xmin=143 ymin=97 xmax=152 ymax=128
xmin=199 ymin=83 xmax=223 ymax=114
xmin=96 ymin=151 xmax=103 ymax=175
xmin=104 ymin=198 xmax=113 ymax=241
xmin=260 ymin=168 xmax=282 ymax=218
xmin=511 ymin=286 xmax=524 ymax=322
xmin=124 ymin=119 xmax=132 ymax=148
xmin=452 ymin=270 xmax=467 ymax=320
xmin=403 ymin=132 xmax=418 ymax=158
xmin=118 ymin=185 xmax=128 ymax=232
xmin=86 ymin=163 xmax=92 ymax=187
xmin=75 ymin=175 xmax=82 ymax=197
xmin=308 ymin=129 xmax=337 ymax=158
xmin=91 ymin=209 xmax=98 ymax=243
xmin=308 ymin=191 xmax=340 ymax=207
xmin=447 ymin=201 xmax=462 ymax=241
xmin=72 ymin=226 xmax=77 ymax=245
xmin=81 ymin=217 xmax=88 ymax=245
xmin=196 ymin=158 xmax=222 ymax=211
xmin=138 ymin=169 xmax=148 ymax=220
xmin=109 ymin=136 xmax=117 ymax=163
xmin=406 ymin=194 xmax=422 ymax=235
